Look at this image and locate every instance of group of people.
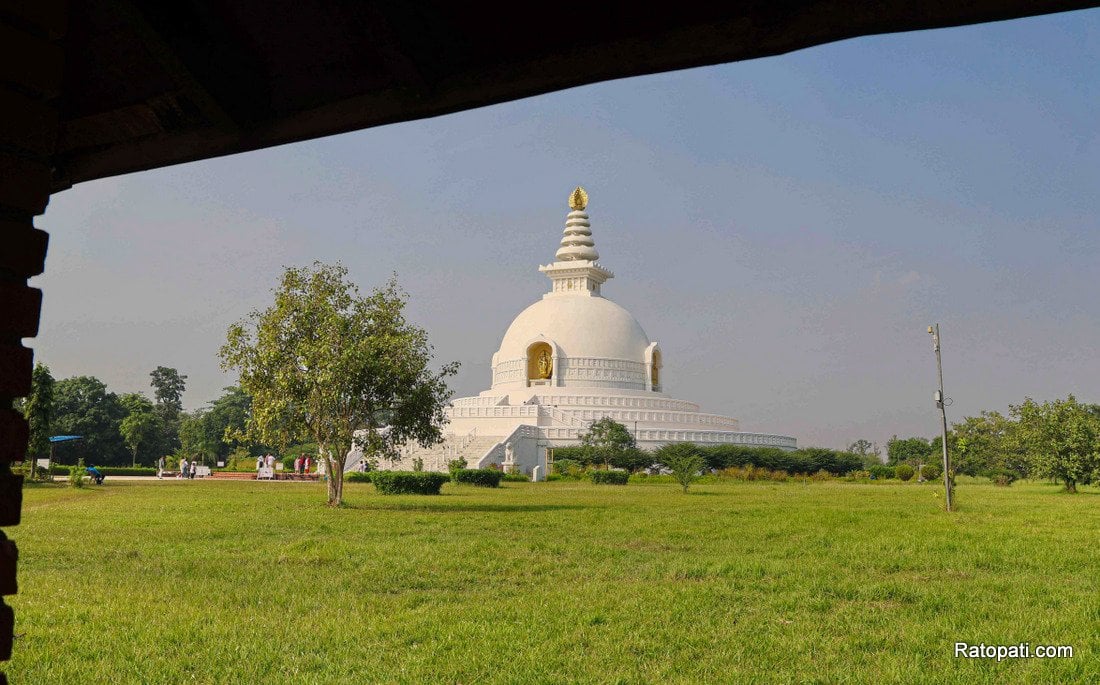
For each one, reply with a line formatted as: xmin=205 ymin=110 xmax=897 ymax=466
xmin=176 ymin=457 xmax=199 ymax=479
xmin=155 ymin=456 xmax=199 ymax=479
xmin=292 ymin=455 xmax=313 ymax=475
xmin=252 ymin=453 xmax=315 ymax=475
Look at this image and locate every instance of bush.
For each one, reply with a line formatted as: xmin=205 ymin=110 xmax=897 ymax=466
xmin=545 ymin=473 xmax=563 ymax=482
xmin=921 ymin=463 xmax=943 ymax=481
xmin=453 ymin=469 xmax=503 ymax=488
xmin=447 ymin=458 xmax=468 ymax=482
xmin=868 ymin=464 xmax=895 ymax=480
xmin=69 ymin=458 xmax=85 ymax=488
xmin=346 ymin=471 xmax=372 ymax=483
xmin=989 ymin=469 xmax=1018 ymax=487
xmin=370 ymin=471 xmax=448 ymax=495
xmin=590 ymin=470 xmax=630 ymax=485
xmin=895 ymin=464 xmax=915 ymax=481
xmin=810 ymin=469 xmax=832 ymax=482
xmin=101 ymin=467 xmax=157 ymax=476
xmin=656 ymin=443 xmax=705 ymax=492
xmin=501 ymin=472 xmax=529 ymax=482
xmin=552 ymin=458 xmax=585 ymax=479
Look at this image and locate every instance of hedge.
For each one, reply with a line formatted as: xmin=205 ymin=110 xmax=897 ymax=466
xmin=453 ymin=469 xmax=503 ymax=488
xmin=553 ymin=444 xmax=862 ymax=476
xmin=346 ymin=471 xmax=372 ymax=483
xmin=590 ymin=470 xmax=630 ymax=485
xmin=868 ymin=464 xmax=895 ymax=479
xmin=370 ymin=471 xmax=448 ymax=495
xmin=47 ymin=466 xmax=158 ymax=477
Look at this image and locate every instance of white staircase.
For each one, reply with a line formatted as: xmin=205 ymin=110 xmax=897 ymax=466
xmin=374 ymin=434 xmax=505 ymax=472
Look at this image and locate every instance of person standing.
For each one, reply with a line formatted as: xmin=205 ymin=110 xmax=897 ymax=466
xmin=189 ymin=460 xmax=197 ymax=479
xmin=293 ymin=456 xmax=301 ymax=475
xmin=304 ymin=455 xmax=311 ymax=474
xmin=266 ymin=453 xmax=275 ymax=470
xmin=157 ymin=456 xmax=165 ymax=479
xmin=178 ymin=457 xmax=188 ymax=480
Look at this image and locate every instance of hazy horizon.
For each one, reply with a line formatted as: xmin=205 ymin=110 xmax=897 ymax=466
xmin=30 ymin=10 xmax=1100 ymax=451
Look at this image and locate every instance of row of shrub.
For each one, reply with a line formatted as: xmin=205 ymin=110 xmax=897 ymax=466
xmin=551 ymin=444 xmax=864 ymax=476
xmin=452 ymin=469 xmax=503 ymax=488
xmin=346 ymin=468 xmax=510 ymax=492
xmin=867 ymin=463 xmax=943 ymax=481
xmin=590 ymin=470 xmax=630 ymax=485
xmin=368 ymin=471 xmax=449 ymax=495
xmin=46 ymin=465 xmax=158 ymax=477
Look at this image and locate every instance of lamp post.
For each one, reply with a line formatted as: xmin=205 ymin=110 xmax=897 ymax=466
xmin=928 ymin=324 xmax=953 ymax=512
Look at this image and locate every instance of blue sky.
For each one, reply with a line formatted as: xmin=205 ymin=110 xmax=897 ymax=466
xmin=34 ymin=10 xmax=1100 ymax=450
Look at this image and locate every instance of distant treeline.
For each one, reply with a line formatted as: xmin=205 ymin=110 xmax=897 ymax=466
xmin=552 ymin=444 xmax=863 ymax=476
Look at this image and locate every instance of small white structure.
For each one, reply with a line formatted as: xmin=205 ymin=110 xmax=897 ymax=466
xmin=347 ymin=187 xmax=796 ymax=476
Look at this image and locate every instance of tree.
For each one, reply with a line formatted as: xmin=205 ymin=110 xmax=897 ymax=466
xmin=579 ymin=417 xmax=636 ymax=468
xmin=149 ymin=366 xmax=187 ymax=412
xmin=149 ymin=366 xmax=187 ymax=457
xmin=23 ymin=362 xmax=55 ymax=479
xmin=1010 ymin=395 xmax=1100 ymax=493
xmin=655 ymin=442 xmax=705 ymax=493
xmin=119 ymin=393 xmax=161 ymax=467
xmin=205 ymin=386 xmax=256 ymax=459
xmin=52 ymin=376 xmax=128 ymax=465
xmin=949 ymin=411 xmax=1026 ymax=478
xmin=220 ymin=262 xmax=458 ymax=506
xmin=179 ymin=410 xmax=220 ymax=465
xmin=847 ymin=439 xmax=882 ymax=467
xmin=886 ymin=436 xmax=931 ymax=466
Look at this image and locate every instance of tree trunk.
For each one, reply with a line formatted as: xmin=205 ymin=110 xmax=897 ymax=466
xmin=325 ymin=445 xmax=343 ymax=506
xmin=1064 ymin=479 xmax=1077 ymax=494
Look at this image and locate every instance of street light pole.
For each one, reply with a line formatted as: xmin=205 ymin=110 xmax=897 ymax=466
xmin=928 ymin=324 xmax=953 ymax=512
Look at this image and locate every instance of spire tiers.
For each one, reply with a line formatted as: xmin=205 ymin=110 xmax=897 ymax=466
xmin=540 ymin=186 xmax=613 ymax=297
xmin=555 ymin=186 xmax=598 ymax=261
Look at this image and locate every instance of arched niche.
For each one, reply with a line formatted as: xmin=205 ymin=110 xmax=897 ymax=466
xmin=527 ymin=341 xmax=554 ymax=383
xmin=645 ymin=342 xmax=662 ymax=392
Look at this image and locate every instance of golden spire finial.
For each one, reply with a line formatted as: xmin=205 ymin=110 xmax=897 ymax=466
xmin=569 ymin=186 xmax=588 ymax=211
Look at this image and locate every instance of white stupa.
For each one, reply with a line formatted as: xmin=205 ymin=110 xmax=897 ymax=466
xmin=350 ymin=187 xmax=796 ymax=476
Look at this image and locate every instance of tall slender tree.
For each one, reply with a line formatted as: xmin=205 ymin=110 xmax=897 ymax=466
xmin=119 ymin=393 xmax=161 ymax=467
xmin=23 ymin=362 xmax=55 ymax=479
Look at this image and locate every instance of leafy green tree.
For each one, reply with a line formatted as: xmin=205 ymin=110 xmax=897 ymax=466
xmin=150 ymin=366 xmax=187 ymax=412
xmin=119 ymin=393 xmax=161 ymax=467
xmin=179 ymin=410 xmax=220 ymax=465
xmin=1010 ymin=395 xmax=1100 ymax=493
xmin=52 ymin=376 xmax=128 ymax=465
xmin=656 ymin=442 xmax=705 ymax=493
xmin=611 ymin=447 xmax=654 ymax=472
xmin=149 ymin=366 xmax=187 ymax=457
xmin=886 ymin=436 xmax=931 ymax=466
xmin=847 ymin=439 xmax=882 ymax=467
xmin=23 ymin=362 xmax=55 ymax=479
xmin=579 ymin=417 xmax=636 ymax=468
xmin=949 ymin=411 xmax=1026 ymax=478
xmin=220 ymin=263 xmax=458 ymax=505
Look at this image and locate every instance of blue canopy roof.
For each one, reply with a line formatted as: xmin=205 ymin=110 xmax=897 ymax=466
xmin=48 ymin=435 xmax=83 ymax=443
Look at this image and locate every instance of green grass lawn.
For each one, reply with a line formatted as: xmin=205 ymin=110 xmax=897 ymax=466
xmin=8 ymin=479 xmax=1099 ymax=684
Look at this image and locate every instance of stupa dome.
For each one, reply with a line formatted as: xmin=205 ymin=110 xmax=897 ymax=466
xmin=489 ymin=187 xmax=659 ymax=392
xmin=495 ymin=295 xmax=650 ymax=363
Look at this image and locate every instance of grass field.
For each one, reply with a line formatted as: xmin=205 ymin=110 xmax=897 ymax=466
xmin=8 ymin=478 xmax=1099 ymax=683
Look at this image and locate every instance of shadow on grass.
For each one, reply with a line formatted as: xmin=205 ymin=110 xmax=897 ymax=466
xmin=352 ymin=502 xmax=591 ymax=513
